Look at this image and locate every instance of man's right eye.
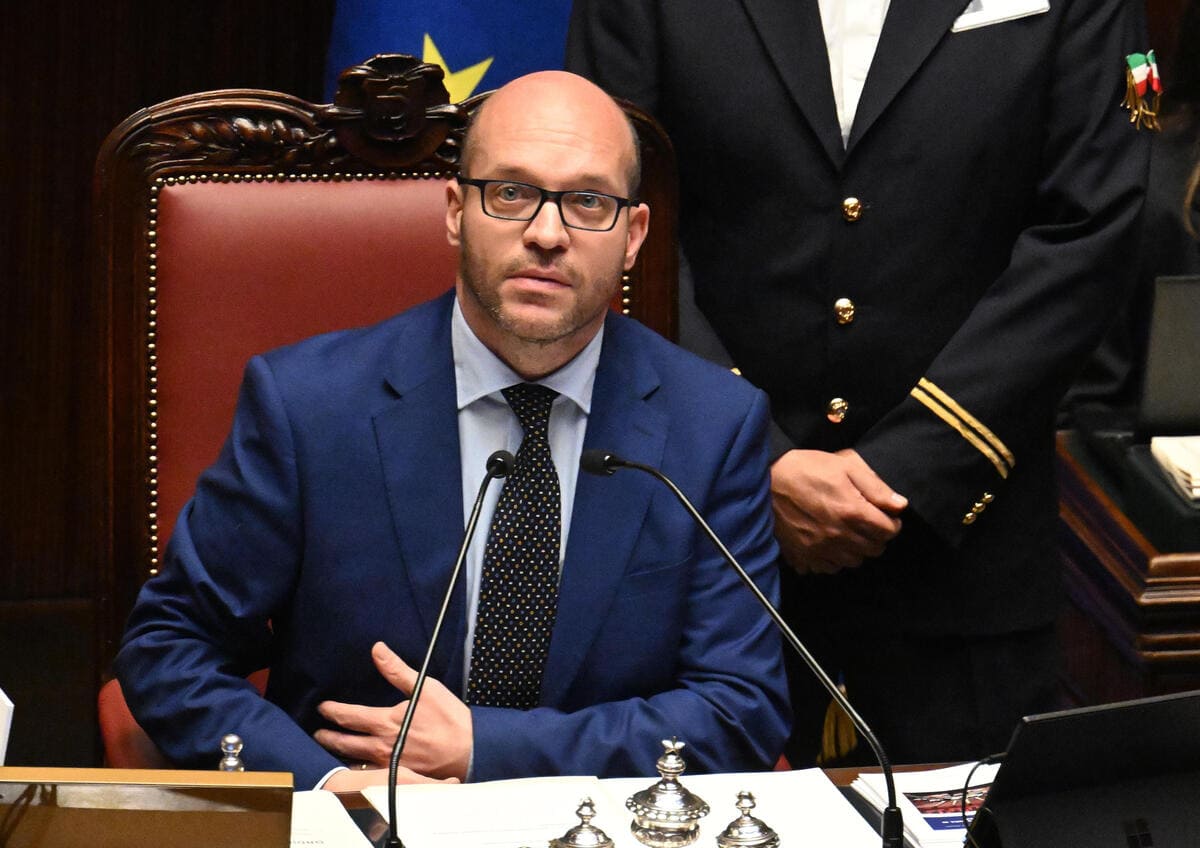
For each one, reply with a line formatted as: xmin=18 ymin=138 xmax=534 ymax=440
xmin=495 ymin=184 xmax=527 ymax=202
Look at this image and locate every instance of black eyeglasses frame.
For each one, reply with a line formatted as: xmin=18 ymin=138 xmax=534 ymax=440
xmin=457 ymin=177 xmax=635 ymax=232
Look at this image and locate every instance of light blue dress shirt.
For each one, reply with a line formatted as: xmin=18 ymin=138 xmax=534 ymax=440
xmin=451 ymin=298 xmax=602 ymax=692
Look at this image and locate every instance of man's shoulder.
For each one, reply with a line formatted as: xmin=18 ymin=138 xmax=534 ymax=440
xmin=606 ymin=311 xmax=763 ymax=402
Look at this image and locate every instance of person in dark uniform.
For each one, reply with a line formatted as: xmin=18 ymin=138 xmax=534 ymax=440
xmin=567 ymin=0 xmax=1151 ymax=764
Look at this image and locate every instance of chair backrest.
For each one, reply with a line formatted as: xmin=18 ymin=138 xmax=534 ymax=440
xmin=92 ymin=55 xmax=679 ymax=684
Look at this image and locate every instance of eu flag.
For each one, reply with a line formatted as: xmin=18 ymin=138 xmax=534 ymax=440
xmin=325 ymin=0 xmax=573 ymax=102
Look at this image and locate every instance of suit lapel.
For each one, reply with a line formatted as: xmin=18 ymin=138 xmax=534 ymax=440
xmin=741 ymin=0 xmax=845 ymax=169
xmin=372 ymin=294 xmax=469 ymax=692
xmin=540 ymin=318 xmax=668 ymax=705
xmin=847 ymin=0 xmax=967 ymax=151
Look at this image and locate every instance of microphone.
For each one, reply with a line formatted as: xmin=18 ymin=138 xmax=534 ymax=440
xmin=580 ymin=448 xmax=904 ymax=848
xmin=386 ymin=449 xmax=514 ymax=848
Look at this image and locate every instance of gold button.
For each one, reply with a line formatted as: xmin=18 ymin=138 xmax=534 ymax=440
xmin=834 ymin=297 xmax=856 ymax=325
xmin=981 ymin=492 xmax=995 ymax=504
xmin=962 ymin=512 xmax=977 ymax=526
xmin=972 ymin=502 xmax=986 ymax=514
xmin=842 ymin=197 xmax=864 ymax=222
xmin=826 ymin=398 xmax=849 ymax=423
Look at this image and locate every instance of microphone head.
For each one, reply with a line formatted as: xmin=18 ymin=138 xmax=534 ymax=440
xmin=486 ymin=449 xmax=516 ymax=478
xmin=580 ymin=448 xmax=623 ymax=476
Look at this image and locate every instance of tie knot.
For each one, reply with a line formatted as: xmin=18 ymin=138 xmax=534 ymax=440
xmin=502 ymin=383 xmax=558 ymax=436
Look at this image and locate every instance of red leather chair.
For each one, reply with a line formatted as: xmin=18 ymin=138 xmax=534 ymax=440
xmin=92 ymin=55 xmax=678 ymax=768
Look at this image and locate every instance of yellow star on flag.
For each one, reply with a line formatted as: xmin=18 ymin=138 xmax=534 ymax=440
xmin=423 ymin=34 xmax=493 ymax=102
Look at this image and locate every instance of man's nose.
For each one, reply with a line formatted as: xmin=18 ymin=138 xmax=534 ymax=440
xmin=523 ymin=200 xmax=571 ymax=250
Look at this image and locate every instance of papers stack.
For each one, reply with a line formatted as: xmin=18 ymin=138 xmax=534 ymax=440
xmin=291 ymin=790 xmax=373 ymax=847
xmin=850 ymin=762 xmax=999 ymax=848
xmin=1151 ymin=436 xmax=1200 ymax=508
xmin=364 ymin=769 xmax=880 ymax=848
xmin=0 ymin=687 xmax=12 ymax=765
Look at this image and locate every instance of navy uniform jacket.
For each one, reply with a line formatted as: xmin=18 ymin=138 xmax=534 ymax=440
xmin=568 ymin=0 xmax=1150 ymax=634
xmin=115 ymin=293 xmax=790 ymax=789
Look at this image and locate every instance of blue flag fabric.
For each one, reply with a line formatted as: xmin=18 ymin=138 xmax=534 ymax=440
xmin=324 ymin=0 xmax=573 ymax=103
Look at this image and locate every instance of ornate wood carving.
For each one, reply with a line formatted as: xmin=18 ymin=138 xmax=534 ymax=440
xmin=128 ymin=57 xmax=468 ymax=173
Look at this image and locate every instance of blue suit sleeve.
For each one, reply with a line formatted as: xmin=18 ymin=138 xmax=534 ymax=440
xmin=114 ymin=355 xmax=343 ymax=789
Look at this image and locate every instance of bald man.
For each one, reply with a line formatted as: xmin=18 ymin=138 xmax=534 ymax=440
xmin=115 ymin=72 xmax=790 ymax=791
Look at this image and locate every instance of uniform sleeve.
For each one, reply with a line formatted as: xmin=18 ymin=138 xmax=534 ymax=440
xmin=855 ymin=0 xmax=1151 ymax=545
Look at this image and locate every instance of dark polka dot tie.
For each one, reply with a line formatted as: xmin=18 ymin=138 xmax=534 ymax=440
xmin=466 ymin=383 xmax=562 ymax=709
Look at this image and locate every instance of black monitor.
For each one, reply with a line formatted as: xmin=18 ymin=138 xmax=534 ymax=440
xmin=1137 ymin=275 xmax=1200 ymax=436
xmin=969 ymin=689 xmax=1200 ymax=847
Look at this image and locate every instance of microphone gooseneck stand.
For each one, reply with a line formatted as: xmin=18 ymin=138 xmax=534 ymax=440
xmin=385 ymin=449 xmax=514 ymax=848
xmin=579 ymin=448 xmax=904 ymax=848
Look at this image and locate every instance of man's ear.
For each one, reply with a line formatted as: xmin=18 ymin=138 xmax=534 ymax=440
xmin=623 ymin=203 xmax=650 ymax=271
xmin=446 ymin=179 xmax=464 ymax=247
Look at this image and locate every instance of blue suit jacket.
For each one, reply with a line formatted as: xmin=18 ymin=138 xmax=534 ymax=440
xmin=115 ymin=292 xmax=790 ymax=788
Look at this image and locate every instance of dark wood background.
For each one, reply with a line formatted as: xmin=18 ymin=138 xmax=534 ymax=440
xmin=0 ymin=0 xmax=1186 ymax=767
xmin=1 ymin=0 xmax=335 ymax=766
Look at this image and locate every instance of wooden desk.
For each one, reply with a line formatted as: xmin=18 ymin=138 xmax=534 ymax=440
xmin=1055 ymin=430 xmax=1200 ymax=704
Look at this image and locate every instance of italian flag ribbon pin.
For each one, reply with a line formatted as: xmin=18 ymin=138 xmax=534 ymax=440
xmin=1123 ymin=50 xmax=1162 ymax=131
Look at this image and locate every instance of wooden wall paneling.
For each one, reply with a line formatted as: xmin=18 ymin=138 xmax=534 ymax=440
xmin=0 ymin=0 xmax=333 ymax=767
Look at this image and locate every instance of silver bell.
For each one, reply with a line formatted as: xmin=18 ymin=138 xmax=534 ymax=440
xmin=625 ymin=738 xmax=709 ymax=847
xmin=715 ymin=791 xmax=779 ymax=848
xmin=548 ymin=797 xmax=614 ymax=848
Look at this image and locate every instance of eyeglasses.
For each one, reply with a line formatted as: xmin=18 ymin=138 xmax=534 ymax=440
xmin=457 ymin=178 xmax=634 ymax=232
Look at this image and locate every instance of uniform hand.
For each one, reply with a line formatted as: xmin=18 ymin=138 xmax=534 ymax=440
xmin=770 ymin=448 xmax=907 ymax=574
xmin=314 ymin=641 xmax=473 ymax=781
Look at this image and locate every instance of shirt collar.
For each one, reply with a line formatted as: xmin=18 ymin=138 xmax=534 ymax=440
xmin=451 ymin=296 xmax=602 ymax=415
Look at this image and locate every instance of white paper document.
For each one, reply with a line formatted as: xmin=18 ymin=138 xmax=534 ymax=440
xmin=291 ymin=790 xmax=373 ymax=848
xmin=364 ymin=769 xmax=878 ymax=848
xmin=1151 ymin=436 xmax=1200 ymax=506
xmin=0 ymin=686 xmax=13 ymax=765
xmin=851 ymin=762 xmax=1000 ymax=847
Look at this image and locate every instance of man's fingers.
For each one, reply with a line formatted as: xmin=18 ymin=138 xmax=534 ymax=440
xmin=317 ymin=700 xmax=397 ymax=735
xmin=843 ymin=505 xmax=903 ymax=545
xmin=313 ymin=727 xmax=391 ymax=765
xmin=321 ymin=766 xmax=459 ymax=793
xmin=372 ymin=641 xmax=419 ymax=694
xmin=396 ymin=765 xmax=461 ymax=785
xmin=840 ymin=449 xmax=908 ymax=514
xmin=321 ymin=768 xmax=389 ymax=792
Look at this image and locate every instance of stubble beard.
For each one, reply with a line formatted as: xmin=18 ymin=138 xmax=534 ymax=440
xmin=459 ymin=247 xmax=620 ymax=349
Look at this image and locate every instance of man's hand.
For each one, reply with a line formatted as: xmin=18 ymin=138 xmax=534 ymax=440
xmin=314 ymin=641 xmax=473 ymax=781
xmin=770 ymin=448 xmax=907 ymax=574
xmin=320 ymin=764 xmax=456 ymax=792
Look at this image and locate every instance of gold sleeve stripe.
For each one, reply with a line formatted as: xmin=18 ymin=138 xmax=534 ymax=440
xmin=910 ymin=386 xmax=1011 ymax=479
xmin=916 ymin=378 xmax=1015 ymax=469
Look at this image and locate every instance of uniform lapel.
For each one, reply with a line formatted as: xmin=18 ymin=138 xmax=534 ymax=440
xmin=741 ymin=0 xmax=845 ymax=169
xmin=847 ymin=0 xmax=968 ymax=151
xmin=540 ymin=317 xmax=668 ymax=705
xmin=372 ymin=294 xmax=468 ymax=692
